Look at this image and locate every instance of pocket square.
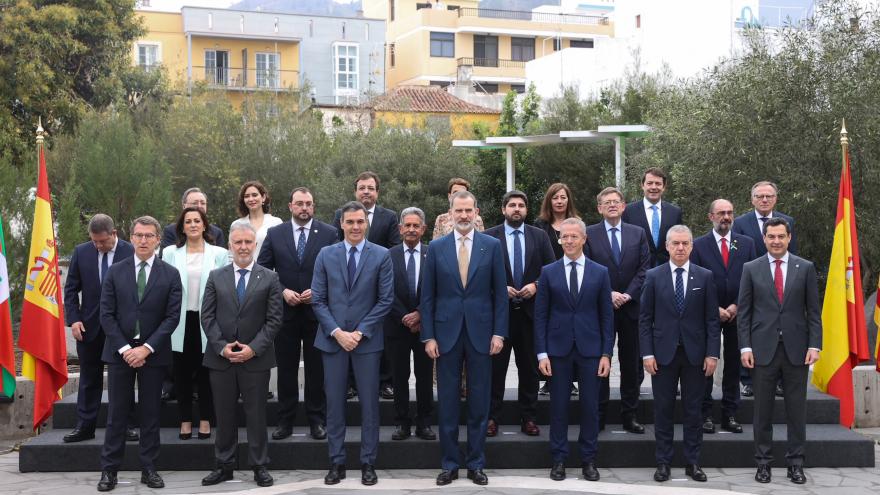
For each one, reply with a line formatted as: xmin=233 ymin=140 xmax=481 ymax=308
xmin=691 ymin=287 xmax=702 ymax=291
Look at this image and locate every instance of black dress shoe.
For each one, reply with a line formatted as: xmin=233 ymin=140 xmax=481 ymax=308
xmin=97 ymin=471 xmax=117 ymax=491
xmin=653 ymin=463 xmax=670 ymax=482
xmin=582 ymin=462 xmax=600 ymax=481
xmin=267 ymin=391 xmax=274 ymax=400
xmin=702 ymin=417 xmax=716 ymax=434
xmin=272 ymin=425 xmax=293 ymax=440
xmin=538 ymin=382 xmax=550 ymax=396
xmin=755 ymin=464 xmax=771 ymax=483
xmin=787 ymin=465 xmax=806 ymax=484
xmin=141 ymin=469 xmax=165 ymax=488
xmin=622 ymin=418 xmax=645 ymax=434
xmin=415 ymin=425 xmax=436 ymax=440
xmin=742 ymin=384 xmax=753 ymax=397
xmin=310 ymin=424 xmax=327 ymax=440
xmin=379 ymin=384 xmax=394 ymax=400
xmin=550 ymin=462 xmax=566 ymax=481
xmin=160 ymin=390 xmax=173 ymax=402
xmin=125 ymin=428 xmax=139 ymax=442
xmin=436 ymin=469 xmax=458 ymax=485
xmin=721 ymin=416 xmax=743 ymax=433
xmin=63 ymin=427 xmax=95 ymax=443
xmin=254 ymin=466 xmax=273 ymax=487
xmin=467 ymin=469 xmax=488 ymax=485
xmin=202 ymin=466 xmax=234 ymax=485
xmin=571 ymin=383 xmax=579 ymax=396
xmin=361 ymin=463 xmax=378 ymax=485
xmin=685 ymin=464 xmax=707 ymax=482
xmin=325 ymin=464 xmax=346 ymax=485
xmin=392 ymin=425 xmax=411 ymax=440
xmin=775 ymin=382 xmax=785 ymax=397
xmin=347 ymin=387 xmax=358 ymax=399
xmin=198 ymin=430 xmax=212 ymax=440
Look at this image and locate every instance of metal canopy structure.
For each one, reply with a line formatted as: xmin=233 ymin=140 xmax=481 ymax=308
xmin=453 ymin=125 xmax=652 ymax=192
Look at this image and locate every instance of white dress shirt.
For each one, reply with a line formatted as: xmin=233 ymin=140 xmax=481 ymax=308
xmin=454 ymin=229 xmax=474 ymax=264
xmin=233 ymin=259 xmax=256 ymax=289
xmin=293 ymin=218 xmax=313 ymax=252
xmin=98 ymin=237 xmax=119 ymax=281
xmin=712 ymin=230 xmax=732 ymax=255
xmin=504 ymin=222 xmax=526 ymax=276
xmin=404 ymin=242 xmax=422 ymax=283
xmin=754 ymin=209 xmax=773 ymax=231
xmin=643 ymin=197 xmax=662 ymax=239
xmin=604 ymin=219 xmax=622 ymax=248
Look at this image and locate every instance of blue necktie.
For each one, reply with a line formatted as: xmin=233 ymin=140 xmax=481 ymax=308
xmin=512 ymin=230 xmax=523 ymax=289
xmin=650 ymin=204 xmax=660 ymax=247
xmin=406 ymin=248 xmax=418 ymax=303
xmin=237 ymin=268 xmax=248 ymax=305
xmin=674 ymin=267 xmax=685 ymax=314
xmin=100 ymin=252 xmax=109 ymax=283
xmin=569 ymin=261 xmax=579 ymax=300
xmin=296 ymin=227 xmax=306 ymax=263
xmin=610 ymin=227 xmax=621 ymax=265
xmin=347 ymin=246 xmax=358 ymax=290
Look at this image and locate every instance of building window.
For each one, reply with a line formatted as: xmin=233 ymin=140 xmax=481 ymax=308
xmin=137 ymin=43 xmax=160 ymax=71
xmin=388 ymin=43 xmax=396 ymax=68
xmin=511 ymin=37 xmax=535 ymax=62
xmin=430 ymin=32 xmax=454 ymax=58
xmin=473 ymin=35 xmax=498 ymax=66
xmin=429 ymin=80 xmax=450 ymax=88
xmin=636 ymin=14 xmax=641 ymax=28
xmin=478 ymin=83 xmax=498 ymax=93
xmin=511 ymin=84 xmax=526 ymax=93
xmin=256 ymin=52 xmax=280 ymax=88
xmin=553 ymin=38 xmax=562 ymax=51
xmin=334 ymin=43 xmax=359 ymax=102
xmin=205 ymin=50 xmax=229 ymax=85
xmin=570 ymin=39 xmax=594 ymax=48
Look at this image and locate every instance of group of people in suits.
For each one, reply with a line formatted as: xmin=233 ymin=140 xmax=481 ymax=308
xmin=60 ymin=167 xmax=820 ymax=490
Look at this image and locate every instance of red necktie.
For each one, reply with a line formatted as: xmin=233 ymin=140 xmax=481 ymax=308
xmin=774 ymin=259 xmax=784 ymax=304
xmin=720 ymin=238 xmax=729 ymax=267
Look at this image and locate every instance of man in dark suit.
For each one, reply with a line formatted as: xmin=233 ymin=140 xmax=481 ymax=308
xmin=97 ymin=216 xmax=182 ymax=492
xmin=160 ymin=187 xmax=226 ymax=250
xmin=421 ymin=190 xmax=508 ymax=487
xmin=534 ymin=218 xmax=613 ymax=482
xmin=200 ymin=223 xmax=283 ymax=488
xmin=313 ymin=201 xmax=394 ymax=486
xmin=258 ymin=187 xmax=337 ymax=441
xmin=63 ymin=214 xmax=137 ymax=444
xmin=332 ymin=171 xmax=400 ymax=399
xmin=640 ymin=225 xmax=720 ymax=483
xmin=385 ymin=207 xmax=435 ymax=441
xmin=585 ymin=187 xmax=650 ymax=434
xmin=738 ymin=217 xmax=821 ymax=485
xmin=621 ymin=167 xmax=683 ymax=267
xmin=731 ymin=181 xmax=796 ymax=397
xmin=484 ymin=190 xmax=555 ymax=437
xmin=690 ymin=199 xmax=755 ymax=435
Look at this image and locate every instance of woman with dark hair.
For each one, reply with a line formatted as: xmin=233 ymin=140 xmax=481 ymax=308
xmin=534 ymin=183 xmax=580 ymax=261
xmin=231 ymin=180 xmax=282 ymax=255
xmin=164 ymin=207 xmax=229 ymax=439
xmin=432 ymin=177 xmax=485 ymax=239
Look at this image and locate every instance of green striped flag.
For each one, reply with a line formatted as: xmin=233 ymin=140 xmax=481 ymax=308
xmin=0 ymin=214 xmax=15 ymax=400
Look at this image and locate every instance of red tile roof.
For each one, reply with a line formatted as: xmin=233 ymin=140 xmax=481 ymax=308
xmin=369 ymin=86 xmax=500 ymax=114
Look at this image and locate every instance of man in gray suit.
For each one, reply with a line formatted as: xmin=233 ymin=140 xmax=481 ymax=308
xmin=312 ymin=201 xmax=394 ymax=486
xmin=738 ymin=217 xmax=821 ymax=485
xmin=199 ymin=223 xmax=283 ymax=488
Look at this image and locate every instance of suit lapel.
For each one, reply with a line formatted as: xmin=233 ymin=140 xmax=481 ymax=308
xmin=466 ymin=235 xmax=484 ymax=286
xmin=782 ymin=256 xmax=799 ymax=308
xmin=498 ymin=230 xmax=513 ymax=281
xmin=636 ymin=205 xmax=657 ymax=250
xmin=706 ymin=233 xmax=727 ymax=272
xmin=443 ymin=235 xmax=466 ymax=292
xmin=281 ymin=222 xmax=299 ymax=266
xmin=351 ymin=243 xmax=371 ymax=289
xmin=240 ymin=265 xmax=262 ymax=311
xmin=302 ymin=223 xmax=324 ymax=265
xmin=524 ymin=227 xmax=539 ymax=274
xmin=757 ymin=257 xmax=781 ymax=308
xmin=140 ymin=258 xmax=160 ymax=302
xmin=226 ymin=265 xmax=240 ymax=310
xmin=596 ymin=226 xmax=616 ymax=266
xmin=575 ymin=260 xmax=588 ymax=306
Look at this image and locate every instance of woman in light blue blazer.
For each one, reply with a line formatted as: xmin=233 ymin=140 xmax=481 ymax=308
xmin=163 ymin=206 xmax=228 ymax=440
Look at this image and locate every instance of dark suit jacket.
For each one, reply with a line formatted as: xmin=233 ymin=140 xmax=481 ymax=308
xmin=483 ymin=223 xmax=556 ymax=318
xmin=99 ymin=256 xmax=182 ymax=366
xmin=639 ymin=263 xmax=721 ymax=367
xmin=64 ymin=239 xmax=134 ymax=343
xmin=161 ymin=223 xmax=226 ymax=250
xmin=420 ymin=231 xmax=509 ymax=354
xmin=533 ymin=257 xmax=614 ymax=358
xmin=201 ymin=263 xmax=283 ymax=371
xmin=731 ymin=210 xmax=797 ymax=257
xmin=257 ymin=219 xmax=338 ymax=321
xmin=689 ymin=231 xmax=756 ymax=309
xmin=332 ymin=205 xmax=401 ymax=248
xmin=584 ymin=221 xmax=651 ymax=320
xmin=737 ymin=254 xmax=822 ymax=366
xmin=384 ymin=243 xmax=427 ymax=338
xmin=622 ymin=199 xmax=683 ymax=266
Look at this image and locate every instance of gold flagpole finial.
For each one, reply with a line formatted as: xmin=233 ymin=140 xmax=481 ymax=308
xmin=840 ymin=118 xmax=848 ymax=146
xmin=36 ymin=117 xmax=45 ymax=145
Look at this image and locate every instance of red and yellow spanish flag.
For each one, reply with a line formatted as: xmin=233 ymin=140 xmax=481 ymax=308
xmin=811 ymin=123 xmax=870 ymax=427
xmin=874 ymin=275 xmax=880 ymax=372
xmin=0 ymin=214 xmax=15 ymax=400
xmin=17 ymin=137 xmax=68 ymax=430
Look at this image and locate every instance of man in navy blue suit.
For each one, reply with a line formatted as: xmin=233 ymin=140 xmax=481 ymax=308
xmin=690 ymin=199 xmax=755 ymax=435
xmin=63 ymin=214 xmax=136 ymax=444
xmin=258 ymin=187 xmax=337 ymax=441
xmin=312 ymin=201 xmax=394 ymax=486
xmin=640 ymin=225 xmax=720 ymax=483
xmin=97 ymin=216 xmax=182 ymax=492
xmin=585 ymin=187 xmax=650 ymax=434
xmin=534 ymin=218 xmax=613 ymax=482
xmin=421 ymin=190 xmax=508 ymax=486
xmin=621 ymin=168 xmax=683 ymax=267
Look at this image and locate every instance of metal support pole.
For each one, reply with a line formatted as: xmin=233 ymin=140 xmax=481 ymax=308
xmin=506 ymin=145 xmax=515 ymax=192
xmin=614 ymin=136 xmax=626 ymax=189
xmin=186 ymin=33 xmax=193 ymax=98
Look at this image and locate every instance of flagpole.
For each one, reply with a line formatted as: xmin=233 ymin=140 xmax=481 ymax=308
xmin=35 ymin=117 xmax=44 ymax=435
xmin=841 ymin=118 xmax=848 ymax=159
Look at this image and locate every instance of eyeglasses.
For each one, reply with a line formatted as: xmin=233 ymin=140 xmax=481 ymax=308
xmin=132 ymin=233 xmax=158 ymax=240
xmin=753 ymin=194 xmax=776 ymax=200
xmin=600 ymin=200 xmax=622 ymax=207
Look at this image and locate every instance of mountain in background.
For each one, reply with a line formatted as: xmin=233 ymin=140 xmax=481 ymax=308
xmin=228 ymin=0 xmax=562 ymax=16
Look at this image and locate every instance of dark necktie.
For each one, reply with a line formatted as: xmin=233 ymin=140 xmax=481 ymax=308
xmin=774 ymin=259 xmax=784 ymax=304
xmin=610 ymin=227 xmax=621 ymax=265
xmin=512 ymin=230 xmax=523 ymax=289
xmin=760 ymin=216 xmax=769 ymax=232
xmin=237 ymin=268 xmax=248 ymax=305
xmin=569 ymin=261 xmax=579 ymax=300
xmin=100 ymin=252 xmax=109 ymax=283
xmin=297 ymin=227 xmax=306 ymax=263
xmin=347 ymin=246 xmax=358 ymax=290
xmin=137 ymin=261 xmax=147 ymax=301
xmin=720 ymin=237 xmax=729 ymax=267
xmin=674 ymin=267 xmax=685 ymax=314
xmin=406 ymin=248 xmax=418 ymax=302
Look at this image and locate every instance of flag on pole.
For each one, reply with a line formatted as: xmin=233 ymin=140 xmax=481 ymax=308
xmin=17 ymin=124 xmax=68 ymax=430
xmin=874 ymin=274 xmax=880 ymax=372
xmin=811 ymin=121 xmax=870 ymax=427
xmin=0 ymin=214 xmax=15 ymax=401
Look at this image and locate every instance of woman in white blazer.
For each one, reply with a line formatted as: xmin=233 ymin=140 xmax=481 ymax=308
xmin=231 ymin=180 xmax=282 ymax=256
xmin=163 ymin=206 xmax=228 ymax=440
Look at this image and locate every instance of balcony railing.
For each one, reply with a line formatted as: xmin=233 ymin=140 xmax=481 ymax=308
xmin=458 ymin=7 xmax=609 ymax=26
xmin=457 ymin=57 xmax=526 ymax=69
xmin=192 ymin=66 xmax=299 ymax=90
